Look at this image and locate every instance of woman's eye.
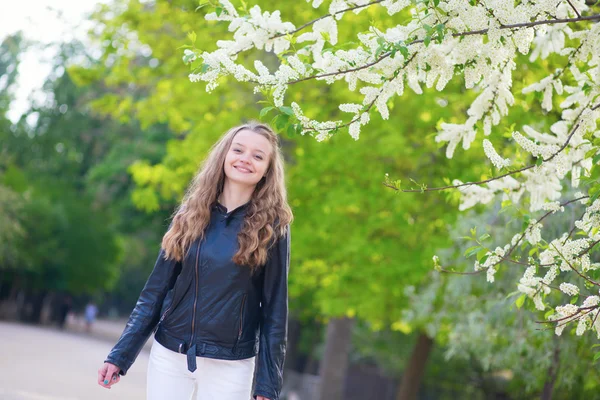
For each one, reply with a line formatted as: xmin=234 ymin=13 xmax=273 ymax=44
xmin=255 ymin=155 xmax=263 ymax=160
xmin=233 ymin=149 xmax=241 ymax=153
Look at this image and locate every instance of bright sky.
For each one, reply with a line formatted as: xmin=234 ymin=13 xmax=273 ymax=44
xmin=1 ymin=0 xmax=104 ymax=122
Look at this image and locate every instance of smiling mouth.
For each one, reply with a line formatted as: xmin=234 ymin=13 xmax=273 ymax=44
xmin=234 ymin=166 xmax=253 ymax=173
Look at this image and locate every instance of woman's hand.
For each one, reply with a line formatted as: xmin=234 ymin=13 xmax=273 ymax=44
xmin=98 ymin=362 xmax=121 ymax=389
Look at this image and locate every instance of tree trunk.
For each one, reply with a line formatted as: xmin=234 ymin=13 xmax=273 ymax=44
xmin=396 ymin=332 xmax=434 ymax=400
xmin=27 ymin=289 xmax=47 ymax=323
xmin=284 ymin=317 xmax=302 ymax=372
xmin=540 ymin=339 xmax=561 ymax=400
xmin=302 ymin=321 xmax=323 ymax=375
xmin=317 ymin=317 xmax=355 ymax=400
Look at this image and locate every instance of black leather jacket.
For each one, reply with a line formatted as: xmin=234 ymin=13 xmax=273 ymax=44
xmin=105 ymin=201 xmax=290 ymax=400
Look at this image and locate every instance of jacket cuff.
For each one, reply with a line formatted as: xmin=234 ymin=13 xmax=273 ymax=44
xmin=104 ymin=356 xmax=129 ymax=376
xmin=253 ymin=386 xmax=278 ymax=400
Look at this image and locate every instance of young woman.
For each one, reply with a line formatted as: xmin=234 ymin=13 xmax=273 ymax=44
xmin=97 ymin=122 xmax=293 ymax=400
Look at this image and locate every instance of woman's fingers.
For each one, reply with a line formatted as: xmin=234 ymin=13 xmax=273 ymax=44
xmin=98 ymin=363 xmax=120 ymax=389
xmin=110 ymin=372 xmax=121 ymax=386
xmin=98 ymin=364 xmax=110 ymax=388
xmin=106 ymin=364 xmax=120 ymax=388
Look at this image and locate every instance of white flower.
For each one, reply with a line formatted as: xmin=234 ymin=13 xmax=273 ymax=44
xmin=486 ymin=265 xmax=497 ymax=283
xmin=483 ymin=139 xmax=511 ymax=169
xmin=576 ymin=317 xmax=588 ymax=336
xmin=541 ymin=201 xmax=564 ymax=213
xmin=583 ymin=296 xmax=600 ymax=307
xmin=559 ymin=282 xmax=579 ymax=296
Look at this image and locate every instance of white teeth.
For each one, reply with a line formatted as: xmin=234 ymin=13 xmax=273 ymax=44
xmin=235 ymin=166 xmax=251 ymax=173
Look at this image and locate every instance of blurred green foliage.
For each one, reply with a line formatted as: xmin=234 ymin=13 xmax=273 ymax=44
xmin=2 ymin=1 xmax=598 ymax=398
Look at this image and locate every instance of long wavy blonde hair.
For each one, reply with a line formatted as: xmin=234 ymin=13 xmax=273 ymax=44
xmin=161 ymin=121 xmax=293 ymax=273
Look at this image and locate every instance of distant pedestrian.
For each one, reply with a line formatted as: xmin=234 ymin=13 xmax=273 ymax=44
xmin=98 ymin=122 xmax=293 ymax=400
xmin=85 ymin=302 xmax=98 ymax=333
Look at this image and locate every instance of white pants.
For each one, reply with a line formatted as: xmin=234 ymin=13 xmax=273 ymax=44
xmin=147 ymin=338 xmax=256 ymax=400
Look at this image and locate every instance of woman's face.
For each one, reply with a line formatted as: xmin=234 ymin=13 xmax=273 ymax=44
xmin=223 ymin=129 xmax=272 ymax=187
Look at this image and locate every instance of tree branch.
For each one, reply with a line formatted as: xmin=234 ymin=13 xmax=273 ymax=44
xmin=488 ymin=195 xmax=588 ymax=268
xmin=565 ymin=0 xmax=582 ymax=18
xmin=551 ymin=242 xmax=600 ymax=287
xmin=387 ymin=123 xmax=581 ymax=193
xmin=537 ymin=305 xmax=597 ymax=325
xmin=272 ymin=0 xmax=385 ymax=39
xmin=284 ymin=14 xmax=600 ymax=84
xmin=299 ymin=53 xmax=418 ymax=134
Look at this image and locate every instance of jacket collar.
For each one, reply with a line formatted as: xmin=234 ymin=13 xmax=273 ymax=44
xmin=213 ymin=200 xmax=251 ymax=225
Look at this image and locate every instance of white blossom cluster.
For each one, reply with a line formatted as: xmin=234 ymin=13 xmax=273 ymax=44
xmin=451 ymin=176 xmax=522 ymax=211
xmin=559 ymin=282 xmax=579 ymax=297
xmin=550 ymin=294 xmax=600 ymax=337
xmin=473 ymin=245 xmax=509 ymax=283
xmin=524 ymin=219 xmax=543 ymax=245
xmin=482 ymin=139 xmax=511 ymax=169
xmin=517 ymin=265 xmax=549 ymax=311
xmin=575 ymin=199 xmax=600 ymax=241
xmin=189 ymin=1 xmax=600 ymax=335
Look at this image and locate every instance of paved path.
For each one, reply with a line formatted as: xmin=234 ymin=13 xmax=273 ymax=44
xmin=0 ymin=321 xmax=148 ymax=400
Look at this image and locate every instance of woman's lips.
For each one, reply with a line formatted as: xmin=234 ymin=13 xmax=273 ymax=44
xmin=234 ymin=166 xmax=252 ymax=173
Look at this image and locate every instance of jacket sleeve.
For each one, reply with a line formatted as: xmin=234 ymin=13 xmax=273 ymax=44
xmin=253 ymin=225 xmax=291 ymax=400
xmin=104 ymin=245 xmax=181 ymax=375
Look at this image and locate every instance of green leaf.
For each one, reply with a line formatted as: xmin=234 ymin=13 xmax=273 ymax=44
xmin=594 ymin=351 xmax=600 ymax=362
xmin=183 ymin=52 xmax=196 ymax=64
xmin=216 ymin=6 xmax=223 ymax=16
xmin=515 ymin=294 xmax=526 ymax=309
xmin=189 ymin=58 xmax=203 ymax=70
xmin=196 ymin=2 xmax=209 ymax=11
xmin=585 ymin=148 xmax=597 ymax=159
xmin=279 ymin=106 xmax=294 ymax=116
xmin=259 ymin=106 xmax=275 ymax=120
xmin=479 ymin=233 xmax=491 ymax=241
xmin=476 ymin=248 xmax=488 ymax=261
xmin=505 ymin=290 xmax=520 ymax=299
xmin=522 ymin=215 xmax=531 ymax=230
xmin=424 ymin=36 xmax=431 ymax=47
xmin=464 ymin=245 xmax=481 ymax=258
xmin=275 ymin=114 xmax=290 ymax=131
xmin=287 ymin=124 xmax=296 ymax=137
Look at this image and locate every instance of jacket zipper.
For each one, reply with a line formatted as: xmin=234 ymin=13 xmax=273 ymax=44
xmin=233 ymin=294 xmax=247 ymax=353
xmin=158 ymin=287 xmax=177 ymax=326
xmin=189 ymin=241 xmax=201 ymax=351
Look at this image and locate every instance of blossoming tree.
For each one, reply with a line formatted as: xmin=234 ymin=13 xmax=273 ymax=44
xmin=183 ymin=0 xmax=600 ymax=337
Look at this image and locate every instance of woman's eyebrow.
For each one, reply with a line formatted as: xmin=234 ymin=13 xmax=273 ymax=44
xmin=233 ymin=142 xmax=266 ymax=154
